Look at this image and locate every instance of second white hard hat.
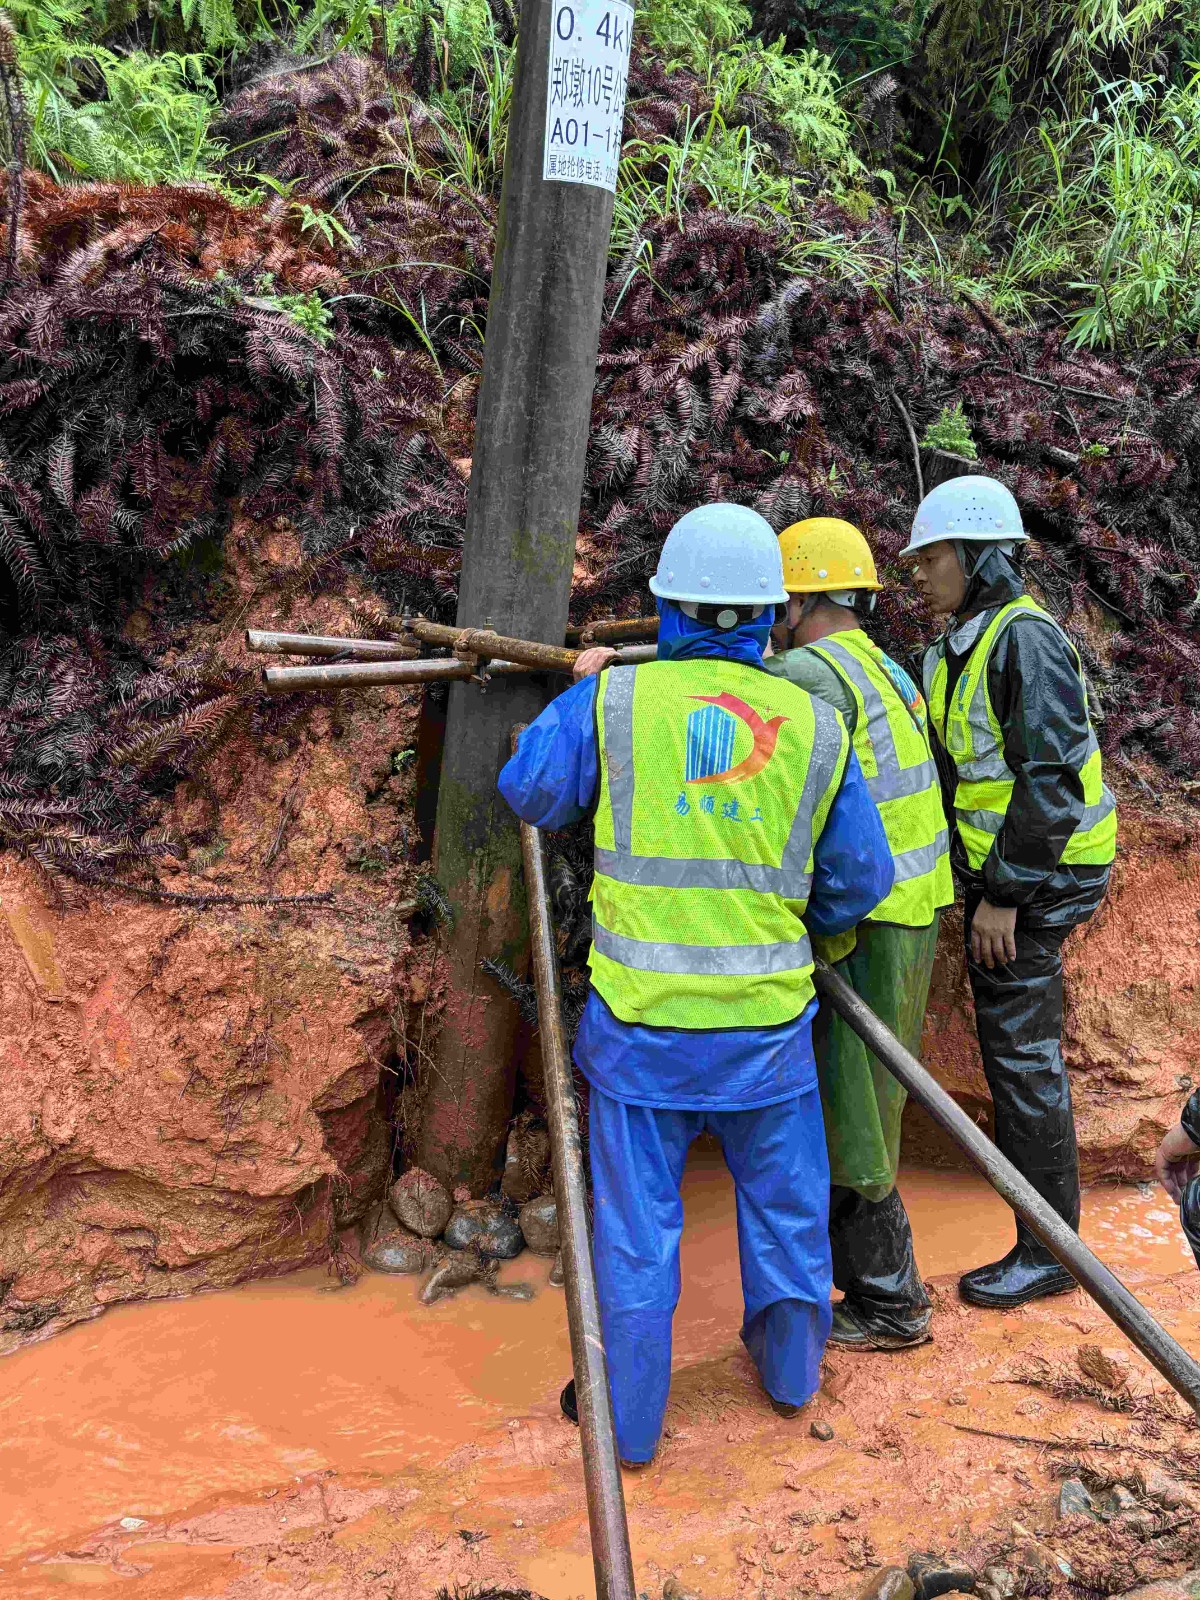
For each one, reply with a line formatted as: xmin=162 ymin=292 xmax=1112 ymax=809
xmin=650 ymin=503 xmax=788 ymax=606
xmin=900 ymin=475 xmax=1028 ymax=557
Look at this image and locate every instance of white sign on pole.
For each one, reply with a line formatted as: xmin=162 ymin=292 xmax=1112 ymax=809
xmin=543 ymin=0 xmax=634 ymax=193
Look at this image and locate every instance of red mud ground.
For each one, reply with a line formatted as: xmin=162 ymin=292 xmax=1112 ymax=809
xmin=1 ymin=1154 xmax=1198 ymax=1600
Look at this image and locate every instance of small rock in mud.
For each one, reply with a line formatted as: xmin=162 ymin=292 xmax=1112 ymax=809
xmin=501 ymin=1116 xmax=552 ymax=1205
xmin=858 ymin=1569 xmax=916 ymax=1600
xmin=662 ymin=1579 xmax=700 ymax=1600
xmin=488 ymin=1279 xmax=536 ymax=1301
xmin=810 ymin=1419 xmax=835 ymax=1441
xmin=1102 ymin=1484 xmax=1156 ymax=1531
xmin=979 ymin=1568 xmax=1014 ymax=1600
xmin=361 ymin=1206 xmax=431 ymax=1275
xmin=1057 ymin=1478 xmax=1099 ymax=1521
xmin=906 ymin=1554 xmax=977 ymax=1598
xmin=391 ymin=1168 xmax=453 ymax=1239
xmin=549 ymin=1252 xmax=565 ymax=1287
xmin=519 ymin=1195 xmax=560 ymax=1256
xmin=420 ymin=1249 xmax=496 ymax=1304
xmin=1143 ymin=1468 xmax=1189 ymax=1509
xmin=1076 ymin=1342 xmax=1128 ymax=1391
xmin=445 ymin=1200 xmax=524 ymax=1259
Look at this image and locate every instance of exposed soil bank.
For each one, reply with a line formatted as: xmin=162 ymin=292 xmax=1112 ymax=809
xmin=1 ymin=1154 xmax=1197 ymax=1599
xmin=0 ymin=538 xmax=429 ymax=1353
xmin=910 ymin=806 xmax=1200 ymax=1177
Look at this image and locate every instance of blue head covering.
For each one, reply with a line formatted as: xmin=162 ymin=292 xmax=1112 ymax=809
xmin=654 ymin=597 xmax=773 ymax=666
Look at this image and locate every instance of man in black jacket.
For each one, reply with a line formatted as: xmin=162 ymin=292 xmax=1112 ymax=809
xmin=903 ymin=475 xmax=1117 ymax=1308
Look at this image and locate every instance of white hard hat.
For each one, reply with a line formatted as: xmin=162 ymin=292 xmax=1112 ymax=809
xmin=650 ymin=503 xmax=788 ymax=606
xmin=900 ymin=475 xmax=1028 ymax=557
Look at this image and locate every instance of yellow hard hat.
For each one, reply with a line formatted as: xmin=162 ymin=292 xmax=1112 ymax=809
xmin=777 ymin=518 xmax=882 ymax=595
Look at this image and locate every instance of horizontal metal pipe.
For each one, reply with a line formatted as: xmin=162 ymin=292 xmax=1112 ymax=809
xmin=566 ymin=616 xmax=659 ymax=646
xmin=262 ymin=642 xmax=657 ymax=694
xmin=263 ymin=658 xmax=520 ymax=693
xmin=246 ymin=630 xmax=417 ymax=661
xmin=813 ymin=959 xmax=1200 ymax=1418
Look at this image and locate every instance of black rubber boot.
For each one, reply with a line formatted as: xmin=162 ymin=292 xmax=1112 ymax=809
xmin=563 ymin=1378 xmax=652 ymax=1467
xmin=827 ymin=1185 xmax=932 ymax=1349
xmin=959 ymin=1224 xmax=1077 ymax=1308
xmin=960 ymin=895 xmax=1082 ymax=1308
xmin=560 ymin=1378 xmax=578 ymax=1424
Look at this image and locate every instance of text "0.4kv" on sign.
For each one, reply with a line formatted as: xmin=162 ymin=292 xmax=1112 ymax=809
xmin=543 ymin=0 xmax=634 ymax=194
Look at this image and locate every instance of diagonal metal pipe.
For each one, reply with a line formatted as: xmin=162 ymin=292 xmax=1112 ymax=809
xmin=516 ymin=733 xmax=637 ymax=1600
xmin=814 ymin=957 xmax=1200 ymax=1417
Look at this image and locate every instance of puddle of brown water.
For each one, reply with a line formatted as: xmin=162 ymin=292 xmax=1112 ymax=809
xmin=0 ymin=1156 xmax=1191 ymax=1575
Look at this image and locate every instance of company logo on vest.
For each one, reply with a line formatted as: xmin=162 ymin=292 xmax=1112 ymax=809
xmin=684 ymin=693 xmax=788 ymax=786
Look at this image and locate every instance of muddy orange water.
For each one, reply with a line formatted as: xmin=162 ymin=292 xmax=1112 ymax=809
xmin=2 ymin=1155 xmax=1196 ymax=1599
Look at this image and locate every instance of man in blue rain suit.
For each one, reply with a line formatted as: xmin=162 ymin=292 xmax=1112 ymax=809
xmin=497 ymin=504 xmax=894 ymax=1468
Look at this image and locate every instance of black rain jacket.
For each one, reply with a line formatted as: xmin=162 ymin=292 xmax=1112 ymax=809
xmin=925 ymin=547 xmax=1111 ymax=921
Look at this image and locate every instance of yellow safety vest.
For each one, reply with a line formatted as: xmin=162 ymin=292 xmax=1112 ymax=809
xmin=924 ymin=597 xmax=1117 ymax=871
xmin=804 ymin=629 xmax=952 ymax=928
xmin=591 ymin=659 xmax=850 ymax=1030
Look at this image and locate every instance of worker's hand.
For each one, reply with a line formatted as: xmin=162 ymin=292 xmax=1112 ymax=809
xmin=970 ymin=899 xmax=1018 ymax=969
xmin=573 ymin=646 xmax=618 ymax=680
xmin=1155 ymin=1122 xmax=1200 ymax=1203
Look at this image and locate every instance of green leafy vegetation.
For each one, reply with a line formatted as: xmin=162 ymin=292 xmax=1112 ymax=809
xmin=920 ymin=402 xmax=977 ymax=458
xmin=3 ymin=0 xmax=1200 ymax=347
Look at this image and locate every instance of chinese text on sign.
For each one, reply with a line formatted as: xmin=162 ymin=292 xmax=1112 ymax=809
xmin=543 ymin=0 xmax=634 ymax=193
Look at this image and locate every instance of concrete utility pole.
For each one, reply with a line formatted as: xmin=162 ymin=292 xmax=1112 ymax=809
xmin=414 ymin=0 xmax=634 ymax=1193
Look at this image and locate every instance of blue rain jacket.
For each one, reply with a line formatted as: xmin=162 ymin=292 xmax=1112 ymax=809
xmin=497 ymin=603 xmax=894 ymax=1110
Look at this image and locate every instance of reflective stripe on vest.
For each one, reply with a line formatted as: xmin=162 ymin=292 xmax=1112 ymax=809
xmin=590 ymin=659 xmax=849 ymax=1029
xmin=591 ymin=921 xmax=813 ymax=976
xmin=925 ymin=598 xmax=1117 ymax=871
xmin=805 ymin=631 xmax=953 ymax=927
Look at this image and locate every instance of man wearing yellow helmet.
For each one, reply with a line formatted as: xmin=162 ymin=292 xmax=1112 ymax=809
xmin=764 ymin=517 xmax=954 ymax=1350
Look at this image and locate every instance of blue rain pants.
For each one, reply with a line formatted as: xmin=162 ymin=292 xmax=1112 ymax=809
xmin=589 ymin=1084 xmax=832 ymax=1463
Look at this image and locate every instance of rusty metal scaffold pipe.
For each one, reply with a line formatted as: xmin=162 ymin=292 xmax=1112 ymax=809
xmin=262 ymin=658 xmax=522 ymax=694
xmin=400 ymin=616 xmax=580 ymax=673
xmin=515 ymin=728 xmax=637 ymax=1600
xmin=261 ymin=643 xmax=656 ymax=693
xmin=813 ymin=958 xmax=1200 ymax=1418
xmin=565 ymin=616 xmax=659 ymax=646
xmin=246 ymin=630 xmax=418 ymax=661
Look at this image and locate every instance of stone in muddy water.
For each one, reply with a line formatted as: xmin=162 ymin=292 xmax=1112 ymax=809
xmin=519 ymin=1195 xmax=560 ymax=1256
xmin=500 ymin=1117 xmax=552 ymax=1205
xmin=858 ymin=1567 xmax=916 ymax=1600
xmin=1057 ymin=1478 xmax=1098 ymax=1521
xmin=391 ymin=1168 xmax=452 ymax=1239
xmin=444 ymin=1200 xmax=524 ymax=1259
xmin=360 ymin=1206 xmax=430 ymax=1275
xmin=810 ymin=1419 xmax=835 ymax=1441
xmin=488 ymin=1279 xmax=536 ymax=1301
xmin=549 ymin=1252 xmax=565 ymax=1287
xmin=420 ymin=1249 xmax=495 ymax=1304
xmin=906 ymin=1554 xmax=977 ymax=1598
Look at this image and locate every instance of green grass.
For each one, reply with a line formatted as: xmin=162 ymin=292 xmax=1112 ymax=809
xmin=5 ymin=0 xmax=1199 ymax=352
